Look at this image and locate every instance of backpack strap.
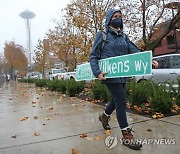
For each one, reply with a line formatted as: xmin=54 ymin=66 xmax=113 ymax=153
xmin=101 ymin=30 xmax=107 ymax=51
xmin=100 ymin=30 xmax=129 ymax=57
xmin=101 ymin=30 xmax=127 ymax=50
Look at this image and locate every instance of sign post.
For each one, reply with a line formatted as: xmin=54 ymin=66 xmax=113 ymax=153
xmin=76 ymin=51 xmax=152 ymax=81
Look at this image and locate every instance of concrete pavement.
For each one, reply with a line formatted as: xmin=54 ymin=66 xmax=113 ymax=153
xmin=0 ymin=81 xmax=179 ymax=154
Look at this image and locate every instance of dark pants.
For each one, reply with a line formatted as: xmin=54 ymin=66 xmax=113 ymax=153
xmin=105 ymin=83 xmax=128 ymax=129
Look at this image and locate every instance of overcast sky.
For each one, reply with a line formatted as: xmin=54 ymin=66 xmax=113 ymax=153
xmin=0 ymin=0 xmax=70 ymax=53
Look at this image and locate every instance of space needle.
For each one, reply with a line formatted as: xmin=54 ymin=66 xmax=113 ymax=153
xmin=19 ymin=9 xmax=36 ymax=65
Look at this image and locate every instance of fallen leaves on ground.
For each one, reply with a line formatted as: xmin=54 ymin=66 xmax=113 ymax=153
xmin=144 ymin=103 xmax=151 ymax=107
xmin=85 ymin=98 xmax=90 ymax=101
xmin=146 ymin=128 xmax=152 ymax=132
xmin=11 ymin=135 xmax=17 ymax=138
xmin=152 ymin=114 xmax=157 ymax=119
xmin=80 ymin=134 xmax=104 ymax=141
xmin=133 ymin=105 xmax=142 ymax=112
xmin=171 ymin=104 xmax=180 ymax=113
xmin=34 ymin=132 xmax=40 ymax=136
xmin=80 ymin=133 xmax=88 ymax=138
xmin=72 ymin=148 xmax=81 ymax=154
xmin=45 ymin=117 xmax=51 ymax=120
xmin=152 ymin=112 xmax=164 ymax=119
xmin=126 ymin=102 xmax=131 ymax=109
xmin=171 ymin=109 xmax=177 ymax=113
xmin=48 ymin=107 xmax=54 ymax=110
xmin=34 ymin=116 xmax=39 ymax=119
xmin=144 ymin=110 xmax=150 ymax=114
xmin=104 ymin=130 xmax=111 ymax=135
xmin=19 ymin=117 xmax=29 ymax=121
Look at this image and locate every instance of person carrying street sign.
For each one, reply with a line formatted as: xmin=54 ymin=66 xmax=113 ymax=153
xmin=90 ymin=8 xmax=158 ymax=150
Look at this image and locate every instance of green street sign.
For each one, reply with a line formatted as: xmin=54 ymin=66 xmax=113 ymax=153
xmin=76 ymin=51 xmax=152 ymax=81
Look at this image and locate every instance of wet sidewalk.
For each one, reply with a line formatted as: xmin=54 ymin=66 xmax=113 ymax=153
xmin=0 ymin=81 xmax=179 ymax=154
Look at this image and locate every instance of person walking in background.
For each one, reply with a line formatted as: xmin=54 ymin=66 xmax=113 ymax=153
xmin=5 ymin=74 xmax=10 ymax=82
xmin=14 ymin=74 xmax=17 ymax=81
xmin=90 ymin=8 xmax=158 ymax=150
xmin=7 ymin=74 xmax=10 ymax=82
xmin=5 ymin=74 xmax=8 ymax=82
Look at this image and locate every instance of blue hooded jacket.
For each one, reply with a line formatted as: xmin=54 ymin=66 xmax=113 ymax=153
xmin=89 ymin=9 xmax=140 ymax=83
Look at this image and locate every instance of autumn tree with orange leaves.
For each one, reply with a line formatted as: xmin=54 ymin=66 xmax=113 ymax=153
xmin=117 ymin=0 xmax=179 ymax=51
xmin=46 ymin=0 xmax=116 ymax=69
xmin=4 ymin=41 xmax=28 ymax=78
xmin=38 ymin=0 xmax=179 ymax=70
xmin=34 ymin=39 xmax=51 ymax=76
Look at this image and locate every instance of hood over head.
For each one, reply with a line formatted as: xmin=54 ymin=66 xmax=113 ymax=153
xmin=105 ymin=9 xmax=123 ymax=31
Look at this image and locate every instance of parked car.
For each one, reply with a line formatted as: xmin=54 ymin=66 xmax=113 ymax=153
xmin=48 ymin=68 xmax=76 ymax=80
xmin=48 ymin=69 xmax=66 ymax=80
xmin=135 ymin=54 xmax=180 ymax=91
xmin=26 ymin=72 xmax=42 ymax=79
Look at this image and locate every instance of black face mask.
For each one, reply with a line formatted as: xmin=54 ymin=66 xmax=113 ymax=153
xmin=110 ymin=18 xmax=122 ymax=29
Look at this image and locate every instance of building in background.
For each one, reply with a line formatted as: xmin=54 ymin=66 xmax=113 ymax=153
xmin=153 ymin=20 xmax=180 ymax=56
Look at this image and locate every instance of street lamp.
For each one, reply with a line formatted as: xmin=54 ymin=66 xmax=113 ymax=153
xmin=164 ymin=2 xmax=180 ymax=53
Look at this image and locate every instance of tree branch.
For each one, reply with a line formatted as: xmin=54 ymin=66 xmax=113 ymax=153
xmin=150 ymin=11 xmax=180 ymax=50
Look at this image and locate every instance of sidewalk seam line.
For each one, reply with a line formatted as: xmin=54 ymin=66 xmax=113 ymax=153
xmin=157 ymin=119 xmax=180 ymax=127
xmin=0 ymin=119 xmax=152 ymax=150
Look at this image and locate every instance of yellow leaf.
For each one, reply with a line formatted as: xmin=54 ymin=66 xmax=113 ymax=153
xmin=72 ymin=148 xmax=81 ymax=154
xmin=152 ymin=115 xmax=157 ymax=119
xmin=34 ymin=132 xmax=40 ymax=136
xmin=45 ymin=117 xmax=51 ymax=120
xmin=19 ymin=117 xmax=28 ymax=121
xmin=104 ymin=130 xmax=111 ymax=135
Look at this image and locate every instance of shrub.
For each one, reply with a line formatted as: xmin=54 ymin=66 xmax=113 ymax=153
xmin=35 ymin=79 xmax=48 ymax=87
xmin=46 ymin=80 xmax=59 ymax=91
xmin=177 ymin=77 xmax=180 ymax=105
xmin=91 ymin=80 xmax=110 ymax=102
xmin=76 ymin=81 xmax=85 ymax=94
xmin=126 ymin=78 xmax=154 ymax=106
xmin=56 ymin=80 xmax=66 ymax=94
xmin=65 ymin=80 xmax=85 ymax=97
xmin=150 ymin=83 xmax=175 ymax=113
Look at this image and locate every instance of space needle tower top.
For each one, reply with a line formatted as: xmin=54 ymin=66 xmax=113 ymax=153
xmin=19 ymin=9 xmax=36 ymax=64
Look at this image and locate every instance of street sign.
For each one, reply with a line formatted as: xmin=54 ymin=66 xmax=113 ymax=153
xmin=76 ymin=51 xmax=152 ymax=81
